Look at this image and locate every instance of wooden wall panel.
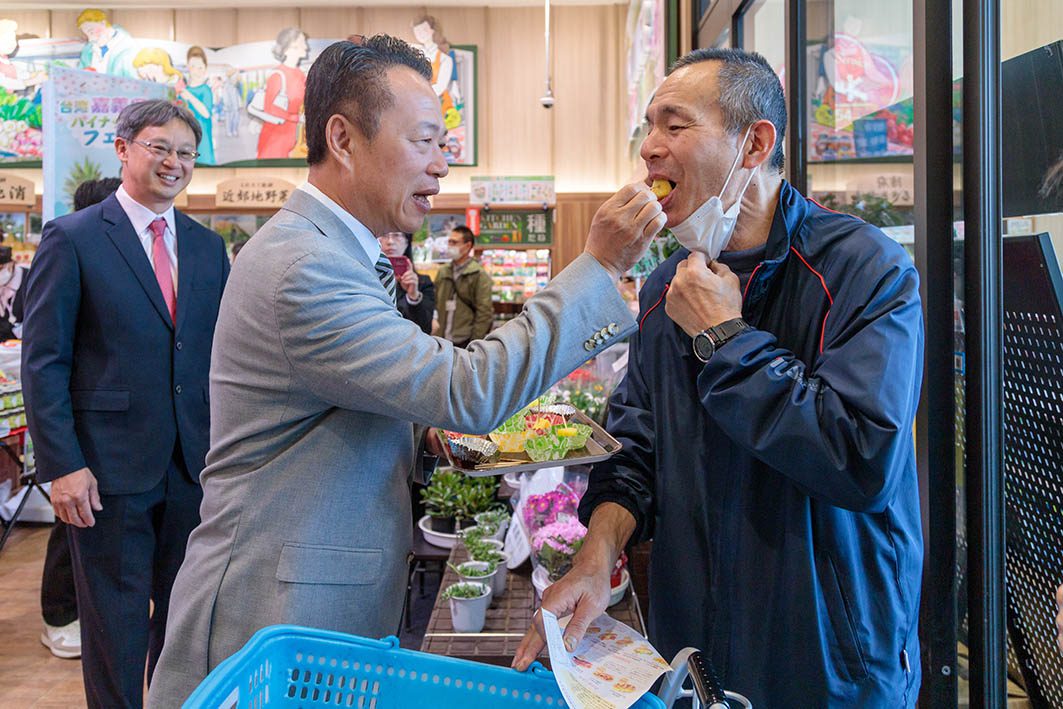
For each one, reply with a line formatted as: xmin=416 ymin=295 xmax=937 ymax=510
xmin=234 ymin=9 xmax=300 ymax=44
xmin=111 ymin=10 xmax=174 ymax=42
xmin=174 ymin=9 xmax=237 ymax=49
xmin=554 ymin=193 xmax=610 ymax=271
xmin=48 ymin=11 xmax=82 ymax=41
xmin=3 ymin=11 xmax=49 ymax=39
xmin=297 ymin=8 xmax=363 ymax=41
xmin=485 ymin=7 xmax=553 ymax=178
xmin=552 ymin=5 xmax=624 ymax=192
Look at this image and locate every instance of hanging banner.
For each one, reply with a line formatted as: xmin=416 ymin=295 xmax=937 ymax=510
xmin=42 ymin=66 xmax=171 ymax=222
xmin=215 ymin=176 xmax=295 ymax=208
xmin=0 ymin=173 xmax=34 ymax=206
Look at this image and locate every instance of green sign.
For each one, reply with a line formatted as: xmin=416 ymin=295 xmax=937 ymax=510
xmin=477 ymin=210 xmax=553 ymax=246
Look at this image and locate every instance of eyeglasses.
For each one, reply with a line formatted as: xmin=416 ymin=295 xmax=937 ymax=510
xmin=378 ymin=233 xmax=408 ymax=241
xmin=132 ymin=139 xmax=199 ymax=163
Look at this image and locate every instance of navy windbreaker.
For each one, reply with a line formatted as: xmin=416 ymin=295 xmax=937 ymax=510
xmin=580 ymin=181 xmax=924 ymax=707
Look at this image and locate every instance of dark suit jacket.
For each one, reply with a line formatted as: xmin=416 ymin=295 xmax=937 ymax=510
xmin=22 ymin=194 xmax=230 ymax=494
xmin=397 ymin=273 xmax=435 ymax=334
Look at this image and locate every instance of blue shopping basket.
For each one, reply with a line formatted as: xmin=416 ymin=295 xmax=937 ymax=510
xmin=185 ymin=625 xmax=666 ymax=708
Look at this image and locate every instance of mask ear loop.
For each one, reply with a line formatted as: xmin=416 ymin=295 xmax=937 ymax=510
xmin=721 ymin=125 xmax=758 ymax=211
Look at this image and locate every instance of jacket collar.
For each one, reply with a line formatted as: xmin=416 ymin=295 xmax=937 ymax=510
xmin=280 ymin=188 xmax=376 ymax=272
xmin=743 ymin=180 xmax=810 ymax=305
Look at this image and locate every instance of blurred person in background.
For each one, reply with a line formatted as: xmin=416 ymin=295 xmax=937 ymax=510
xmin=434 ymin=225 xmax=493 ymax=346
xmin=378 ymin=231 xmax=434 ymax=334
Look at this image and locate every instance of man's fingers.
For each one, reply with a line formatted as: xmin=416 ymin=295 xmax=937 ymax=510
xmin=512 ymin=619 xmax=546 ymax=670
xmin=75 ymin=492 xmax=96 ymax=528
xmin=642 ymin=212 xmax=667 ymax=240
xmin=562 ymin=602 xmax=599 ymax=653
xmin=89 ymin=479 xmax=103 ymax=512
xmin=708 ymin=259 xmax=734 ymax=276
xmin=687 ymin=251 xmax=708 ymax=269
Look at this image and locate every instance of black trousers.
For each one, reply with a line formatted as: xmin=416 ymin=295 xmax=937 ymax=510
xmin=40 ymin=520 xmax=78 ymax=627
xmin=68 ymin=453 xmax=202 ymax=709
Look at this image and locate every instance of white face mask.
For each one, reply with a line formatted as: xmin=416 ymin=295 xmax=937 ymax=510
xmin=669 ymin=125 xmax=758 ymax=260
xmin=446 ymin=245 xmax=463 ymax=261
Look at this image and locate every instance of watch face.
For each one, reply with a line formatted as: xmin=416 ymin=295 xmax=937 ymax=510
xmin=693 ymin=332 xmax=715 ymax=362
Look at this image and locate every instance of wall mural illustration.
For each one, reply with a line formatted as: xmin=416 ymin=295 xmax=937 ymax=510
xmin=0 ymin=9 xmax=477 ymax=167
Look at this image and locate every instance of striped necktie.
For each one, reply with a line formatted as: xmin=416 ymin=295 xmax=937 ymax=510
xmin=375 ymin=253 xmax=397 ymax=305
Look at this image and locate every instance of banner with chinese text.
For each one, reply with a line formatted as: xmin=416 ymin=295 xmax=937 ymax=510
xmin=42 ymin=67 xmax=171 ymax=222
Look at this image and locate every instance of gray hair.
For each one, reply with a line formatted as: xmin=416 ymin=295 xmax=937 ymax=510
xmin=671 ymin=48 xmax=787 ymax=172
xmin=273 ymin=27 xmax=307 ymax=62
xmin=115 ymin=99 xmax=202 ymax=148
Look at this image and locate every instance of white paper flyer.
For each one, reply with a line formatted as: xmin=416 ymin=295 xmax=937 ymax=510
xmin=542 ymin=609 xmax=671 ymax=709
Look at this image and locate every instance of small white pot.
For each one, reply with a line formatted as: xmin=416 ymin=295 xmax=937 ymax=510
xmin=455 ymin=561 xmax=498 ymax=602
xmin=446 ymin=582 xmax=491 ymax=633
xmin=489 ymin=557 xmax=509 ymax=597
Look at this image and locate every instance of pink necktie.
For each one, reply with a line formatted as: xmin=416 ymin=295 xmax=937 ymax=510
xmin=149 ymin=217 xmax=176 ymax=323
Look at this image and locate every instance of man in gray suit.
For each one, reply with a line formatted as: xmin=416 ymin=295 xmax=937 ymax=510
xmin=149 ymin=35 xmax=664 ymax=706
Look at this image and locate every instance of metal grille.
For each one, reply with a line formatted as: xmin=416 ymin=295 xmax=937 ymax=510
xmin=1000 ymin=234 xmax=1063 ymax=707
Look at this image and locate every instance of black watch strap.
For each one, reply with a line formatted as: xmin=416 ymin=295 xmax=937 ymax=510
xmin=706 ymin=318 xmax=752 ymax=347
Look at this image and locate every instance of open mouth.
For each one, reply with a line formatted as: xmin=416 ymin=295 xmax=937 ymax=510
xmin=158 ymin=173 xmax=181 ymax=185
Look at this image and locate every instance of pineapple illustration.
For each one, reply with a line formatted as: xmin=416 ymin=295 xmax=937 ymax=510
xmin=63 ymin=157 xmax=104 ymax=211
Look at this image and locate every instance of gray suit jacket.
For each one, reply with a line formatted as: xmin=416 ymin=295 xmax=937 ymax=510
xmin=148 ymin=189 xmax=634 ymax=707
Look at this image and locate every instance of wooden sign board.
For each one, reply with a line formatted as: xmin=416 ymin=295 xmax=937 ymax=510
xmin=215 ymin=178 xmax=296 ymax=209
xmin=0 ymin=174 xmax=34 ymax=207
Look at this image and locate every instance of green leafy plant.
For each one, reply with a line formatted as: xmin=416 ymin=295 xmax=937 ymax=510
xmin=455 ymin=477 xmax=499 ymax=521
xmin=421 ymin=469 xmax=465 ymax=521
xmin=62 ymin=157 xmax=103 ymax=211
xmin=448 ymin=561 xmax=496 ymax=578
xmin=441 ymin=582 xmax=488 ymax=600
xmin=468 ymin=547 xmax=505 ymax=565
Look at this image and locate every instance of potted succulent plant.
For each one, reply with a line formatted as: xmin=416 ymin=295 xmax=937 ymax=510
xmin=465 ymin=546 xmax=509 ymax=596
xmin=420 ymin=469 xmax=481 ymax=534
xmin=474 ymin=507 xmax=511 ymax=540
xmin=441 ymin=582 xmax=491 ymax=632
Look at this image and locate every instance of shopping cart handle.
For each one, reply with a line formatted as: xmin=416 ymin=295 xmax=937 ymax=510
xmin=687 ymin=651 xmax=729 ymax=709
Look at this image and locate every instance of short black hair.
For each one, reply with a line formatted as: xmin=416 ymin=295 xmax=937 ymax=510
xmin=73 ymin=177 xmax=123 ymax=211
xmin=116 ymin=99 xmax=202 ymax=150
xmin=451 ymin=226 xmax=475 ymax=245
xmin=671 ymin=48 xmax=787 ymax=172
xmin=304 ymin=35 xmax=432 ymax=165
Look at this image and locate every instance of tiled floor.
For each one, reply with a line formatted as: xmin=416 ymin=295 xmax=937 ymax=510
xmin=0 ymin=524 xmax=87 ymax=708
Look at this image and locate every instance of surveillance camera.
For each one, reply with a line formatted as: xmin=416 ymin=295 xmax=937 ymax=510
xmin=540 ymin=93 xmax=555 ymax=109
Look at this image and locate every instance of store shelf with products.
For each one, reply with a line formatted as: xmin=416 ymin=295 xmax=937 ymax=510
xmin=481 ymin=248 xmax=551 ymax=305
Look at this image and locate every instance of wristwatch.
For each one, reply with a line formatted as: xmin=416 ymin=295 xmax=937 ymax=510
xmin=692 ymin=318 xmax=752 ymax=363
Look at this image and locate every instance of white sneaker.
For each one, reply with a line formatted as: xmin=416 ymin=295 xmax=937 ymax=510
xmin=40 ymin=619 xmax=81 ymax=659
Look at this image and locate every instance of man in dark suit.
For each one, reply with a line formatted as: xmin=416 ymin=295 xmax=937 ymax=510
xmin=22 ymin=99 xmax=230 ymax=708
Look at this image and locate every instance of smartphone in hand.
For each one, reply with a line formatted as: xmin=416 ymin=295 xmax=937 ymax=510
xmin=388 ymin=256 xmax=411 ymax=280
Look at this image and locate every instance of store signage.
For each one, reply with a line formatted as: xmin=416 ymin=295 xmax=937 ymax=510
xmin=476 ymin=210 xmax=553 ymax=246
xmin=215 ymin=178 xmax=295 ymax=209
xmin=465 ymin=206 xmax=481 ymax=235
xmin=0 ymin=174 xmax=34 ymax=206
xmin=846 ymin=172 xmax=914 ymax=206
xmin=470 ymin=176 xmax=556 ymax=207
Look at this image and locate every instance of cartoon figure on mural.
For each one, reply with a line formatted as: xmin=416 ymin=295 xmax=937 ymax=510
xmin=76 ymin=9 xmax=134 ymax=77
xmin=216 ymin=67 xmax=243 ymax=138
xmin=0 ymin=20 xmax=45 ymax=94
xmin=132 ymin=47 xmax=185 ymax=90
xmin=180 ymin=46 xmax=215 ymax=164
xmin=412 ymin=15 xmax=470 ymax=163
xmin=252 ymin=27 xmax=308 ymax=160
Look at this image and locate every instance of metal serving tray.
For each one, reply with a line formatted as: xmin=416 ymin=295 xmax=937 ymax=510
xmin=437 ymin=410 xmax=622 ymax=478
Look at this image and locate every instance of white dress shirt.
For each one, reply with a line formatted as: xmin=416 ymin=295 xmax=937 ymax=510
xmin=115 ymin=185 xmax=179 ymax=293
xmin=297 ymin=182 xmax=381 ymax=264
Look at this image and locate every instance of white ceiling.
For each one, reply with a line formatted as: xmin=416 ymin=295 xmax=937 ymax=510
xmin=9 ymin=0 xmax=623 ymax=7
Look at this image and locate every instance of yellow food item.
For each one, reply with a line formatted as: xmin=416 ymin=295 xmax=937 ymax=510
xmin=651 ymin=179 xmax=672 ymax=199
xmin=555 ymin=427 xmax=578 ymax=437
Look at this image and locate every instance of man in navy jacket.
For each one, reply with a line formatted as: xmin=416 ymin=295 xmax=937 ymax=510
xmin=22 ymin=99 xmax=229 ymax=708
xmin=515 ymin=49 xmax=923 ymax=706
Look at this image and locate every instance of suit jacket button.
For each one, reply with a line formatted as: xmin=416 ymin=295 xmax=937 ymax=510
xmin=608 ymin=322 xmax=619 ymax=335
xmin=175 ymin=384 xmax=183 ymax=395
xmin=176 ymin=341 xmax=183 ymax=351
xmin=584 ymin=341 xmax=594 ymax=351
